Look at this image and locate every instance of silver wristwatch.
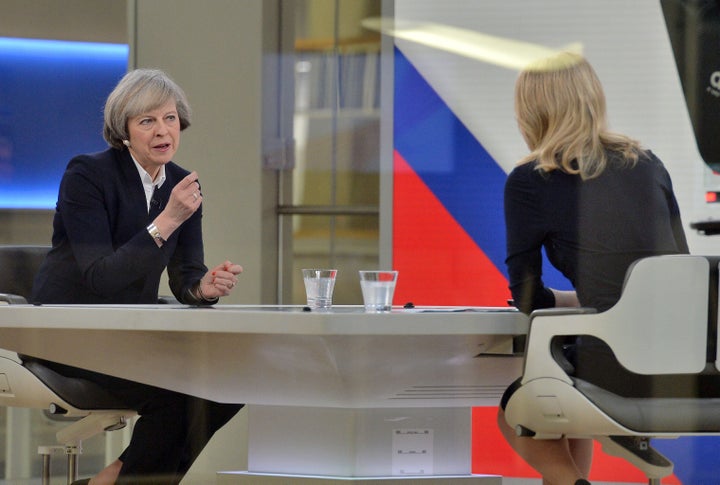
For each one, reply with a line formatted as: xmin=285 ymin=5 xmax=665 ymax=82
xmin=146 ymin=223 xmax=165 ymax=245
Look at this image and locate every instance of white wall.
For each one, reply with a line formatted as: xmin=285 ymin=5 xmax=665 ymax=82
xmin=132 ymin=0 xmax=278 ymax=304
xmin=0 ymin=0 xmax=126 ymax=43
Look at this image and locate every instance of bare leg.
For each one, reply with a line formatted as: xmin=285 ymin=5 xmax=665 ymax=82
xmin=89 ymin=459 xmax=122 ymax=485
xmin=569 ymin=438 xmax=593 ymax=477
xmin=497 ymin=408 xmax=589 ymax=484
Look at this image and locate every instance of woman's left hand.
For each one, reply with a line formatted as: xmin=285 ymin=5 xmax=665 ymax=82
xmin=198 ymin=261 xmax=243 ymax=299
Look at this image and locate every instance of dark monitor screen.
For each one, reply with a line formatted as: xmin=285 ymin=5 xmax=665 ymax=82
xmin=0 ymin=37 xmax=128 ymax=209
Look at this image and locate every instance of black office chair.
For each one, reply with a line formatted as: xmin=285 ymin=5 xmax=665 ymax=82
xmin=504 ymin=255 xmax=720 ymax=485
xmin=0 ymin=245 xmax=136 ymax=485
xmin=0 ymin=244 xmax=48 ymax=303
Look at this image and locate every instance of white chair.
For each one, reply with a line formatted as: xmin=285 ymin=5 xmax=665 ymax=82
xmin=504 ymin=254 xmax=720 ymax=485
xmin=0 ymin=245 xmax=136 ymax=485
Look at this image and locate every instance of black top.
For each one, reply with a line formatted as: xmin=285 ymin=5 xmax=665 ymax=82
xmin=504 ymin=149 xmax=689 ymax=314
xmin=32 ymin=147 xmax=208 ymax=304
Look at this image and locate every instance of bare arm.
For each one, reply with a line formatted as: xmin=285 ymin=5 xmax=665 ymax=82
xmin=551 ymin=289 xmax=580 ymax=308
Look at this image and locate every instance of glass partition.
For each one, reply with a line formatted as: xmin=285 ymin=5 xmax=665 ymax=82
xmin=282 ymin=0 xmax=382 ymax=305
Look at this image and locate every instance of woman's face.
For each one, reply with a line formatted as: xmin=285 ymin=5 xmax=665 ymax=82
xmin=126 ymin=98 xmax=180 ymax=180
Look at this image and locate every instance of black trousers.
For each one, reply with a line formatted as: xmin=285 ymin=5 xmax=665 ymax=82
xmin=35 ymin=358 xmax=243 ymax=485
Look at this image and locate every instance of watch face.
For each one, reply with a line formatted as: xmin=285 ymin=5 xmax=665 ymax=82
xmin=147 ymin=224 xmax=165 ymax=242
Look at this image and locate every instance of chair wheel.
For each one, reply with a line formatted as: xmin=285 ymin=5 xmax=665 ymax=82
xmin=49 ymin=403 xmax=67 ymax=415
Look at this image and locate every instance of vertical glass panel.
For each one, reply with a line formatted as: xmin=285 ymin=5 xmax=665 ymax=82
xmin=286 ymin=0 xmax=382 ymax=304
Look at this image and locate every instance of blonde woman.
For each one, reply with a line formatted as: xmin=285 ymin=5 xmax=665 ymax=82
xmin=498 ymin=53 xmax=688 ymax=484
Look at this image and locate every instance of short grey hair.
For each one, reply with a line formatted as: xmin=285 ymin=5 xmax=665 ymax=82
xmin=103 ymin=68 xmax=192 ymax=149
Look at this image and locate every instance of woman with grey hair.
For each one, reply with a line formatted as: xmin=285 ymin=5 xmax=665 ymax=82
xmin=31 ymin=68 xmax=244 ymax=484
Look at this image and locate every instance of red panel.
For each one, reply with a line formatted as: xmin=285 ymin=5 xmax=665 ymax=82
xmin=392 ymin=151 xmax=510 ymax=306
xmin=471 ymin=407 xmax=542 ymax=478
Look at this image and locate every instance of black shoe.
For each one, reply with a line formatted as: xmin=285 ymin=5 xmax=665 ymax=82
xmin=70 ymin=479 xmax=90 ymax=485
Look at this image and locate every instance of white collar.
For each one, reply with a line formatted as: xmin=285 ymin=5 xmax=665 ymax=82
xmin=130 ymin=154 xmax=166 ymax=211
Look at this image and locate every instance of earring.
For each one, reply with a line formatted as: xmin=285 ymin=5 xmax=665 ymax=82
xmin=122 ymin=140 xmax=131 ymax=147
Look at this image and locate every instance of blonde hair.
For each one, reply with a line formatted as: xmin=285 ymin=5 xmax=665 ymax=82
xmin=514 ymin=52 xmax=642 ymax=179
xmin=103 ymin=69 xmax=191 ymax=149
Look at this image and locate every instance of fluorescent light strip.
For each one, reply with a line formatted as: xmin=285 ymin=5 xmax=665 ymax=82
xmin=362 ymin=18 xmax=582 ymax=70
xmin=0 ymin=36 xmax=128 ymax=59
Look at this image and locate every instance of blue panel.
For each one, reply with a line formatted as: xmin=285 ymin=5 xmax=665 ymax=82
xmin=0 ymin=37 xmax=128 ymax=209
xmin=654 ymin=436 xmax=720 ymax=483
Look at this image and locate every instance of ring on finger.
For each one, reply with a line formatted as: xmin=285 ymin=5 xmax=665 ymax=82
xmin=192 ymin=192 xmax=199 ymax=201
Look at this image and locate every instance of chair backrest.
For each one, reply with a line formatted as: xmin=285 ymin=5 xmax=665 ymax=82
xmin=0 ymin=245 xmax=50 ymax=302
xmin=521 ymin=254 xmax=710 ymax=384
xmin=597 ymin=254 xmax=709 ymax=375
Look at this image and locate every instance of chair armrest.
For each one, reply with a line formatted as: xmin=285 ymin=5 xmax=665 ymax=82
xmin=520 ymin=307 xmax=599 ymax=385
xmin=0 ymin=293 xmax=28 ymax=304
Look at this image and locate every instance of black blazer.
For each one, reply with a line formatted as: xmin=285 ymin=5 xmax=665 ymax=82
xmin=32 ymin=147 xmax=208 ymax=304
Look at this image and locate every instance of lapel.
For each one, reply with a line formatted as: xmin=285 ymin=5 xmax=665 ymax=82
xmin=115 ymin=149 xmax=152 ymax=220
xmin=115 ymin=149 xmax=175 ymax=222
xmin=149 ymin=178 xmax=171 ymax=220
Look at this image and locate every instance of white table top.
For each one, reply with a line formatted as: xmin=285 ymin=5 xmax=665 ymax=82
xmin=0 ymin=304 xmax=528 ymax=407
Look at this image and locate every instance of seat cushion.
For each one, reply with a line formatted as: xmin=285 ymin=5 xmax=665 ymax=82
xmin=23 ymin=359 xmax=131 ymax=410
xmin=574 ymin=377 xmax=720 ymax=433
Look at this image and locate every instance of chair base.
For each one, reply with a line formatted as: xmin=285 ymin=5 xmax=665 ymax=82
xmin=37 ymin=413 xmax=134 ymax=485
xmin=597 ymin=435 xmax=673 ymax=480
xmin=38 ymin=444 xmax=81 ymax=485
